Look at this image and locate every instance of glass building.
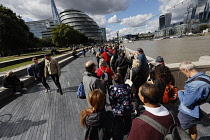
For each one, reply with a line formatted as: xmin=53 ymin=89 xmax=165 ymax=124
xmin=25 ymin=20 xmax=58 ymax=38
xmin=159 ymin=13 xmax=172 ymax=30
xmin=59 ymin=9 xmax=102 ymax=40
xmin=184 ymin=0 xmax=210 ymax=23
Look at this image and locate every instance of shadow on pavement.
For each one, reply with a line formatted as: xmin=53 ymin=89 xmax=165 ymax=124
xmin=63 ymin=86 xmax=78 ymax=93
xmin=0 ymin=116 xmax=47 ymax=138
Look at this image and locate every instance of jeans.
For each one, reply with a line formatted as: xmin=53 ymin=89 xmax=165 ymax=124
xmin=39 ymin=77 xmax=50 ymax=90
xmin=50 ymin=73 xmax=62 ymax=91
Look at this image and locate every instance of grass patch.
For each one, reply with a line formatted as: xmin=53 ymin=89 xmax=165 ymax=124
xmin=0 ymin=50 xmax=74 ymax=73
xmin=0 ymin=61 xmax=33 ymax=72
xmin=0 ymin=48 xmax=71 ymax=63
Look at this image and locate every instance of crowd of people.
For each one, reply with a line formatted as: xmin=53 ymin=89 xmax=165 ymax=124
xmin=2 ymin=44 xmax=210 ymax=140
xmin=80 ymin=44 xmax=210 ymax=140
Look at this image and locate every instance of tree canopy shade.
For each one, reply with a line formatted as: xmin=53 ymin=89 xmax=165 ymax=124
xmin=199 ymin=24 xmax=209 ymax=32
xmin=51 ymin=23 xmax=88 ymax=47
xmin=0 ymin=4 xmax=38 ymax=56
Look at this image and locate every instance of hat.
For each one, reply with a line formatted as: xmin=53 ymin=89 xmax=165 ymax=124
xmin=156 ymin=56 xmax=164 ymax=63
xmin=44 ymin=53 xmax=51 ymax=56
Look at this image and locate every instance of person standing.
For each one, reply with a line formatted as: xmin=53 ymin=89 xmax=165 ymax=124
xmin=82 ymin=48 xmax=86 ymax=57
xmin=127 ymin=83 xmax=174 ymax=140
xmin=149 ymin=56 xmax=165 ymax=82
xmin=136 ymin=48 xmax=149 ymax=82
xmin=83 ymin=61 xmax=106 ymax=99
xmin=44 ymin=53 xmax=63 ymax=95
xmin=178 ymin=61 xmax=210 ymax=140
xmin=31 ymin=57 xmax=50 ymax=93
xmin=115 ymin=52 xmax=129 ymax=81
xmin=109 ymin=73 xmax=133 ymax=139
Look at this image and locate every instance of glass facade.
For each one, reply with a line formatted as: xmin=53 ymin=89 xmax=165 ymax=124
xmin=184 ymin=0 xmax=210 ymax=23
xmin=60 ymin=9 xmax=102 ymax=40
xmin=25 ymin=20 xmax=58 ymax=38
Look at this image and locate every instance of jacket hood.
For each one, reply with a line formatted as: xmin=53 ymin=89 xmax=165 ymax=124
xmin=84 ymin=71 xmax=98 ymax=78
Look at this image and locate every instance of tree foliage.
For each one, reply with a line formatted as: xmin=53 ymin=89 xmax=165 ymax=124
xmin=0 ymin=4 xmax=37 ymax=55
xmin=199 ymin=24 xmax=208 ymax=32
xmin=51 ymin=23 xmax=88 ymax=47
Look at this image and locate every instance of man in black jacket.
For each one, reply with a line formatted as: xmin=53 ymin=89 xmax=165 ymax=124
xmin=115 ymin=52 xmax=129 ymax=81
xmin=32 ymin=57 xmax=50 ymax=93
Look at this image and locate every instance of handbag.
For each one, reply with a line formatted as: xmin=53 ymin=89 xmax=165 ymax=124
xmin=125 ymin=69 xmax=133 ymax=87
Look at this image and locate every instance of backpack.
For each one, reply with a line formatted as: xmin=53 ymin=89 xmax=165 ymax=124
xmin=160 ymin=78 xmax=178 ymax=104
xmin=27 ymin=67 xmax=34 ymax=76
xmin=192 ymin=76 xmax=210 ymax=103
xmin=137 ymin=111 xmax=192 ymax=140
xmin=85 ymin=111 xmax=114 ymax=140
xmin=77 ymin=82 xmax=86 ymax=99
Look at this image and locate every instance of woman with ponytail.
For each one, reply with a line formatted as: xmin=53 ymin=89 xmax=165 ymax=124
xmin=80 ymin=89 xmax=113 ymax=140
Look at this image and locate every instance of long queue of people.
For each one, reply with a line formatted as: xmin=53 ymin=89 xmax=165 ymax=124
xmin=80 ymin=44 xmax=210 ymax=140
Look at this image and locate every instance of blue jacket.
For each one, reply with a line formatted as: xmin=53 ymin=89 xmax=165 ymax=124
xmin=178 ymin=72 xmax=210 ymax=118
xmin=137 ymin=53 xmax=148 ymax=70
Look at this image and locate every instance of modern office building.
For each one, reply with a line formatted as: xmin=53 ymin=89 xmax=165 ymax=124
xmin=184 ymin=0 xmax=210 ymax=23
xmin=100 ymin=28 xmax=106 ymax=42
xmin=159 ymin=13 xmax=172 ymax=30
xmin=59 ymin=9 xmax=102 ymax=40
xmin=25 ymin=20 xmax=58 ymax=38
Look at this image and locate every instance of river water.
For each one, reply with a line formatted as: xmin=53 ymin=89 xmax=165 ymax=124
xmin=123 ymin=36 xmax=210 ymax=63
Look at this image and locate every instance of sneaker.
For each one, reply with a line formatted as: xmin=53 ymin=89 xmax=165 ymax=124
xmin=22 ymin=88 xmax=27 ymax=91
xmin=45 ymin=89 xmax=51 ymax=93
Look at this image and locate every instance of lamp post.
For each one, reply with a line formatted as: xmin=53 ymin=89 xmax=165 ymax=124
xmin=116 ymin=31 xmax=119 ymax=46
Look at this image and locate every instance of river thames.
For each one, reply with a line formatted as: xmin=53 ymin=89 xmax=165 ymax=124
xmin=123 ymin=35 xmax=210 ymax=64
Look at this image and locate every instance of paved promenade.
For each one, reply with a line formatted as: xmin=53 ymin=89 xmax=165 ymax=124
xmin=0 ymin=52 xmax=209 ymax=140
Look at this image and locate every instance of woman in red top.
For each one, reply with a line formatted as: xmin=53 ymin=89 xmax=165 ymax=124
xmin=97 ymin=59 xmax=114 ymax=83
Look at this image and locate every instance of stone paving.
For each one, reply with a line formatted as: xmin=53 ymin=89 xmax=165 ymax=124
xmin=0 ymin=52 xmax=209 ymax=140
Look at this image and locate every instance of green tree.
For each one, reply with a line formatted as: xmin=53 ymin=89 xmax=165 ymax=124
xmin=0 ymin=4 xmax=35 ymax=55
xmin=199 ymin=24 xmax=208 ymax=32
xmin=51 ymin=23 xmax=89 ymax=47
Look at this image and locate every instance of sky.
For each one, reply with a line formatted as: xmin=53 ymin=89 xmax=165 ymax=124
xmin=0 ymin=0 xmax=191 ymax=39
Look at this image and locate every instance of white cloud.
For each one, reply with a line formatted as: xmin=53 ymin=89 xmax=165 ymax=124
xmin=106 ymin=28 xmax=112 ymax=34
xmin=120 ymin=13 xmax=153 ymax=27
xmin=0 ymin=0 xmax=130 ymax=21
xmin=89 ymin=15 xmax=106 ymax=27
xmin=108 ymin=15 xmax=121 ymax=24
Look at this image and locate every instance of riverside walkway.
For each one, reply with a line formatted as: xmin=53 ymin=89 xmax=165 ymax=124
xmin=0 ymin=52 xmax=209 ymax=140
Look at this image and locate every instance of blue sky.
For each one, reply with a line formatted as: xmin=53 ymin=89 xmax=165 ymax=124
xmin=0 ymin=0 xmax=189 ymax=39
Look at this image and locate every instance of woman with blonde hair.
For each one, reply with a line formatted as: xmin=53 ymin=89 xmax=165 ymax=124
xmin=80 ymin=89 xmax=113 ymax=140
xmin=130 ymin=59 xmax=145 ymax=115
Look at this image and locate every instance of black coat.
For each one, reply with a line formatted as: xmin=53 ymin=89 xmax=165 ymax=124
xmin=85 ymin=110 xmax=114 ymax=140
xmin=115 ymin=56 xmax=129 ymax=73
xmin=32 ymin=61 xmax=45 ymax=78
xmin=131 ymin=67 xmax=145 ymax=90
xmin=3 ymin=75 xmax=20 ymax=87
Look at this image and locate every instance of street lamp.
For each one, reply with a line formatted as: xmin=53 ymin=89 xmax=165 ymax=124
xmin=116 ymin=31 xmax=119 ymax=46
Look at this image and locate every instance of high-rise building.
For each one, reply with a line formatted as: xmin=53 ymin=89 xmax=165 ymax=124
xmin=184 ymin=0 xmax=210 ymax=23
xmin=159 ymin=13 xmax=172 ymax=30
xmin=51 ymin=0 xmax=61 ymax=24
xmin=60 ymin=9 xmax=102 ymax=40
xmin=100 ymin=28 xmax=106 ymax=42
xmin=26 ymin=20 xmax=58 ymax=38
